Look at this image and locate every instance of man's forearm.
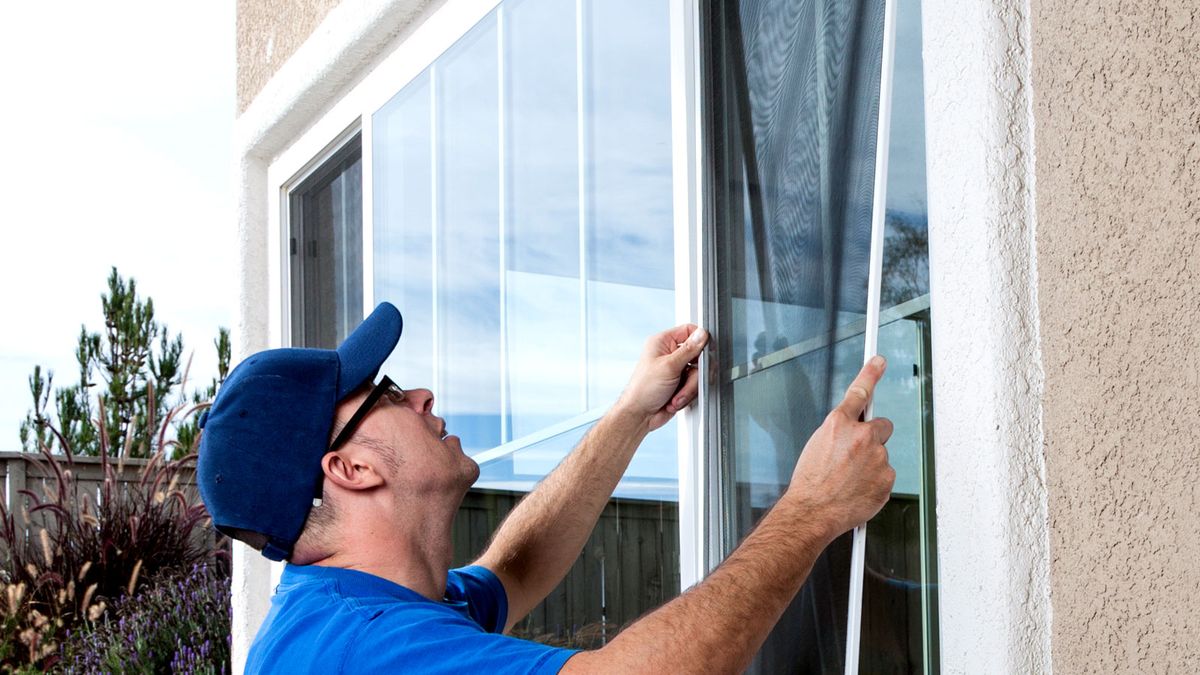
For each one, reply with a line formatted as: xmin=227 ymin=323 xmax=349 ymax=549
xmin=562 ymin=495 xmax=836 ymax=674
xmin=475 ymin=404 xmax=652 ymax=629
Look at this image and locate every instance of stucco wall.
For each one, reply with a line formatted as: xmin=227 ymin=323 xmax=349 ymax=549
xmin=237 ymin=0 xmax=343 ymax=113
xmin=921 ymin=0 xmax=1052 ymax=671
xmin=1031 ymin=2 xmax=1200 ymax=672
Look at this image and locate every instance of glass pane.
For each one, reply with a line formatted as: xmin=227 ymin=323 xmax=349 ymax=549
xmin=477 ymin=418 xmax=678 ymax=502
xmin=438 ymin=15 xmax=503 ymax=453
xmin=706 ymin=0 xmax=886 ymax=671
xmin=290 ymin=140 xmax=362 ymax=348
xmin=864 ymin=0 xmax=939 ymax=671
xmin=505 ymin=0 xmax=584 ymax=440
xmin=862 ymin=312 xmax=936 ymax=673
xmin=584 ymin=0 xmax=675 ymax=407
xmin=374 ymin=73 xmax=435 ymax=389
xmin=370 ymin=0 xmax=679 ymax=653
xmin=881 ymin=0 xmax=929 ymax=310
xmin=708 ymin=0 xmax=939 ymax=671
xmin=471 ymin=419 xmax=680 ymax=647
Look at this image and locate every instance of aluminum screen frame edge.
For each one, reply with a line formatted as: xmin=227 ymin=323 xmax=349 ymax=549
xmin=844 ymin=0 xmax=899 ymax=672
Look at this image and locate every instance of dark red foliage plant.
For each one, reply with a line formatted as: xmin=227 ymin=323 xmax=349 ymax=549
xmin=0 ymin=396 xmax=229 ymax=670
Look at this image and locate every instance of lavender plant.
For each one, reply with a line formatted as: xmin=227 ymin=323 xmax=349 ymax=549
xmin=60 ymin=563 xmax=230 ymax=674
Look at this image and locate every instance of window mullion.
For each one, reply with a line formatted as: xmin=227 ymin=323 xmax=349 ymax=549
xmin=576 ymin=0 xmax=588 ymax=413
xmin=497 ymin=5 xmax=510 ymax=445
xmin=430 ymin=65 xmax=442 ymax=399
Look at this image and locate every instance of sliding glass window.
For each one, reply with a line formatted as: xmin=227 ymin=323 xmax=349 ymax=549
xmin=288 ymin=137 xmax=364 ymax=349
xmin=703 ymin=0 xmax=938 ymax=671
xmin=372 ymin=0 xmax=677 ymax=648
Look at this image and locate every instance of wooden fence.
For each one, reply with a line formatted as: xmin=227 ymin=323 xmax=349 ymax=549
xmin=0 ymin=451 xmax=202 ymax=543
xmin=455 ymin=490 xmax=679 ymax=649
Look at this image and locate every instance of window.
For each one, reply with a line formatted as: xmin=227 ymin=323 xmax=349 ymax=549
xmin=703 ymin=0 xmax=938 ymax=671
xmin=277 ymin=0 xmax=938 ymax=662
xmin=287 ymin=136 xmax=364 ymax=348
xmin=371 ymin=0 xmax=677 ymax=647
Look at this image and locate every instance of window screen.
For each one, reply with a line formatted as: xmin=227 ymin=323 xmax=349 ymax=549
xmin=288 ymin=137 xmax=363 ymax=348
xmin=703 ymin=0 xmax=938 ymax=671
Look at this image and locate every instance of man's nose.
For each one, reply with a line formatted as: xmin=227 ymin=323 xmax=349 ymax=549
xmin=404 ymin=388 xmax=435 ymax=414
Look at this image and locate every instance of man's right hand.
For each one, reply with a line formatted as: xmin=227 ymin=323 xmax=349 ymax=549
xmin=785 ymin=355 xmax=896 ymax=541
xmin=561 ymin=355 xmax=899 ymax=675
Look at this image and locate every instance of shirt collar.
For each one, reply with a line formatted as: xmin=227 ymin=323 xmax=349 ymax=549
xmin=280 ymin=564 xmax=469 ymax=612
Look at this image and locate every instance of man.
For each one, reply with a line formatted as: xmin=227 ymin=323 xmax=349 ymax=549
xmin=198 ymin=302 xmax=894 ymax=673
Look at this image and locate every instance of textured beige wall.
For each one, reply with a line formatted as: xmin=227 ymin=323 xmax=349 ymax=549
xmin=237 ymin=0 xmax=342 ymax=113
xmin=1032 ymin=1 xmax=1200 ymax=672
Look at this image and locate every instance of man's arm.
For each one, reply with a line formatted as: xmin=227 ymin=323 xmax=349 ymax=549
xmin=474 ymin=325 xmax=708 ymax=631
xmin=561 ymin=358 xmax=896 ymax=673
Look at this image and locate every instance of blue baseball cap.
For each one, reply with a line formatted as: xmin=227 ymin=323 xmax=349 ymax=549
xmin=197 ymin=303 xmax=403 ymax=561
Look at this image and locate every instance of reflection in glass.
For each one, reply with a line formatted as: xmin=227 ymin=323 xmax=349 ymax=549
xmin=471 ymin=418 xmax=679 ymax=646
xmin=374 ymin=74 xmax=434 ymax=390
xmin=370 ymin=0 xmax=679 ymax=651
xmin=439 ymin=15 xmax=503 ymax=453
xmin=506 ymin=0 xmax=583 ymax=439
xmin=881 ymin=0 xmax=930 ymax=309
xmin=706 ymin=0 xmax=937 ymax=671
xmin=585 ymin=0 xmax=675 ymax=407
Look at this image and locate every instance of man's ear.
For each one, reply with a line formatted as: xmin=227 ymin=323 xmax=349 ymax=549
xmin=322 ymin=448 xmax=386 ymax=492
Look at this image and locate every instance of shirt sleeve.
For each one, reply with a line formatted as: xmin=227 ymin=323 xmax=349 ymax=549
xmin=445 ymin=565 xmax=509 ymax=633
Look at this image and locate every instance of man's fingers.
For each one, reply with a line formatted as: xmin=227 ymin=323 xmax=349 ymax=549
xmin=662 ymin=323 xmax=700 ymax=347
xmin=869 ymin=417 xmax=894 ymax=444
xmin=667 ymin=363 xmax=701 ymax=412
xmin=835 ymin=356 xmax=887 ymax=419
xmin=667 ymin=327 xmax=708 ymax=368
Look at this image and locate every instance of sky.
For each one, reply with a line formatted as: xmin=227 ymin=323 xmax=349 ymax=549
xmin=0 ymin=2 xmax=236 ymax=449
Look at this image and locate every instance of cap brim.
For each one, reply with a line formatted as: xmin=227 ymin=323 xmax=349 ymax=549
xmin=336 ymin=302 xmax=403 ymax=400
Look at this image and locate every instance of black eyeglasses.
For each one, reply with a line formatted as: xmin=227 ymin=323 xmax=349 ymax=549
xmin=315 ymin=376 xmax=405 ymax=505
xmin=327 ymin=375 xmax=405 ymax=453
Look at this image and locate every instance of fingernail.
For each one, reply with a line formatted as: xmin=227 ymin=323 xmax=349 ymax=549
xmin=870 ymin=355 xmax=885 ymax=368
xmin=688 ymin=328 xmax=705 ymax=344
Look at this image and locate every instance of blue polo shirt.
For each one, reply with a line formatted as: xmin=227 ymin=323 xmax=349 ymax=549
xmin=247 ymin=564 xmax=577 ymax=674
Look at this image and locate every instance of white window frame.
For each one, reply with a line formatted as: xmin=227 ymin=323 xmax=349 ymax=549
xmin=236 ymin=0 xmax=1050 ymax=671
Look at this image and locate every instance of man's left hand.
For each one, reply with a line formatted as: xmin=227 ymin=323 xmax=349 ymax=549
xmin=616 ymin=325 xmax=709 ymax=431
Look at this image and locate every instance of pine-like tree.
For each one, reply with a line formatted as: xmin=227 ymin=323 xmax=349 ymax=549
xmin=19 ymin=267 xmax=230 ymax=459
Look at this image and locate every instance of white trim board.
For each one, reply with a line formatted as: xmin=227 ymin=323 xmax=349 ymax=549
xmin=922 ymin=0 xmax=1051 ymax=672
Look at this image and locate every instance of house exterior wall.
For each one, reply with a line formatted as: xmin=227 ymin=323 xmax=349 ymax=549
xmin=237 ymin=0 xmax=342 ymax=113
xmin=1031 ymin=2 xmax=1200 ymax=672
xmin=230 ymin=0 xmax=1054 ymax=671
xmin=234 ymin=0 xmax=1198 ymax=672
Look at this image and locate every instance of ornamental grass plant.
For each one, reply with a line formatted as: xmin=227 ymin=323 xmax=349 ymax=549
xmin=0 ymin=268 xmax=232 ymax=671
xmin=0 ymin=413 xmax=230 ymax=670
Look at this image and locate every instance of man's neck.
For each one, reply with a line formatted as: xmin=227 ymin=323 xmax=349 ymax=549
xmin=311 ymin=497 xmax=459 ymax=601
